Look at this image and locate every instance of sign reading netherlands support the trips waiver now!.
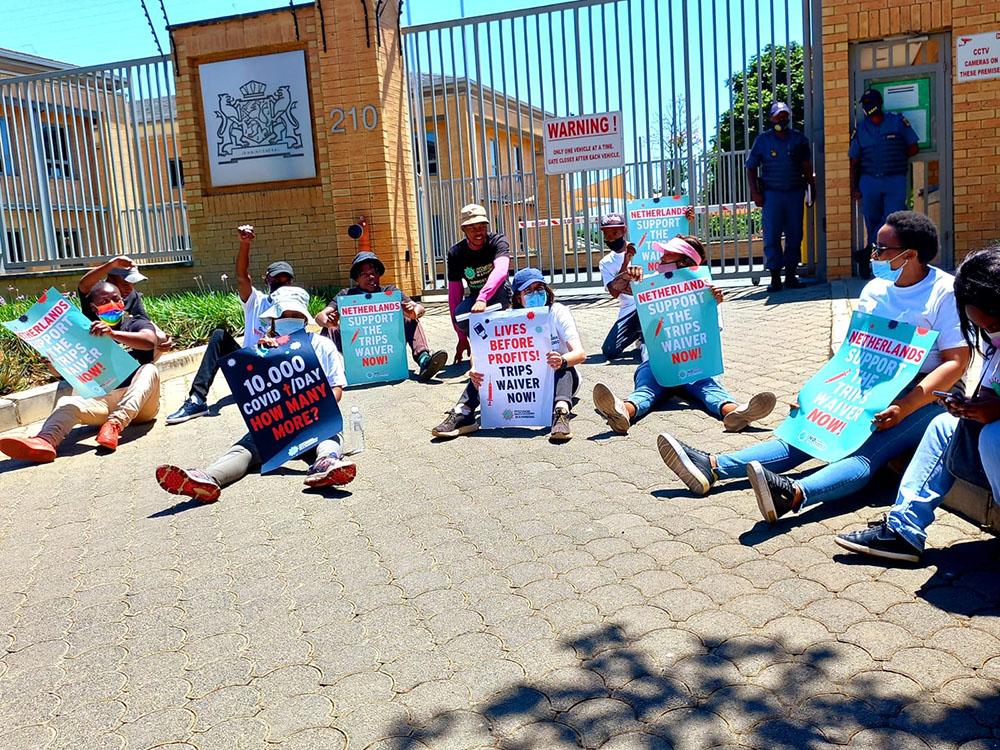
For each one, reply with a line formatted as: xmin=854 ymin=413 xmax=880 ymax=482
xmin=632 ymin=268 xmax=723 ymax=387
xmin=469 ymin=307 xmax=554 ymax=429
xmin=775 ymin=311 xmax=938 ymax=463
xmin=337 ymin=290 xmax=408 ymax=386
xmin=543 ymin=111 xmax=625 ymax=175
xmin=626 ymin=195 xmax=692 ymax=276
xmin=3 ymin=287 xmax=139 ymax=398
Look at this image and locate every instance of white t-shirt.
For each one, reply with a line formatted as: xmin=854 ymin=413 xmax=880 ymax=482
xmin=548 ymin=302 xmax=582 ymax=356
xmin=599 ymin=250 xmax=636 ymax=320
xmin=242 ymin=287 xmax=273 ymax=349
xmin=979 ymin=346 xmax=1000 ymax=397
xmin=310 ymin=333 xmax=347 ymax=389
xmin=856 ymin=266 xmax=965 ymax=372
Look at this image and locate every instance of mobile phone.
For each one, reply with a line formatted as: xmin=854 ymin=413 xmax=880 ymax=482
xmin=933 ymin=390 xmax=965 ymax=403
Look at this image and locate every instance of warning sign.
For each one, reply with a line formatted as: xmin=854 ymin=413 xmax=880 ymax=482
xmin=543 ymin=111 xmax=625 ymax=175
xmin=957 ymin=31 xmax=1000 ymax=82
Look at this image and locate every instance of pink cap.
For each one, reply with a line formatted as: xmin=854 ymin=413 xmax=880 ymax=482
xmin=651 ymin=237 xmax=701 ymax=267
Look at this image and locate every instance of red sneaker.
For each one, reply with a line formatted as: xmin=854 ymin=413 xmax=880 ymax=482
xmin=304 ymin=456 xmax=357 ymax=488
xmin=0 ymin=436 xmax=57 ymax=463
xmin=96 ymin=420 xmax=122 ymax=451
xmin=155 ymin=465 xmax=221 ymax=503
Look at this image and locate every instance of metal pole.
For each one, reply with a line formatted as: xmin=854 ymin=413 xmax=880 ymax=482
xmin=534 ymin=13 xmax=556 ymax=277
xmin=574 ymin=7 xmax=592 ymax=284
xmin=38 ymin=79 xmax=68 ymax=264
xmin=94 ymin=69 xmax=125 ymax=257
xmin=14 ymin=82 xmax=47 ymax=263
xmin=65 ymin=72 xmax=99 ymax=258
xmin=681 ymin=1 xmax=696 ymax=214
xmin=471 ymin=24 xmax=492 ymax=212
xmin=161 ymin=57 xmax=190 ymax=258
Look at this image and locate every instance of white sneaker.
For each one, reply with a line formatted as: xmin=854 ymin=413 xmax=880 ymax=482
xmin=593 ymin=382 xmax=630 ymax=434
xmin=722 ymin=392 xmax=777 ymax=432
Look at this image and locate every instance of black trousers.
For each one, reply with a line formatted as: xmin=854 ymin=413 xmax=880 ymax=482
xmin=189 ymin=328 xmax=240 ymax=401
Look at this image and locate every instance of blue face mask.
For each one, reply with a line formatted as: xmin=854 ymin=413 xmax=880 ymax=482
xmin=871 ymin=256 xmax=908 ymax=283
xmin=523 ymin=290 xmax=548 ymax=309
xmin=274 ymin=318 xmax=306 ymax=336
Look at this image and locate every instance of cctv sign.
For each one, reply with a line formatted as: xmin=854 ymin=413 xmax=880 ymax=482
xmin=957 ymin=31 xmax=1000 ymax=82
xmin=543 ymin=111 xmax=625 ymax=175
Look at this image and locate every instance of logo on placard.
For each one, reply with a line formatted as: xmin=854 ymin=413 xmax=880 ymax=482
xmin=215 ymin=80 xmax=304 ymax=163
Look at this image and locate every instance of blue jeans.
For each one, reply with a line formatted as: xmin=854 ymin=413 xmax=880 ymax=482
xmin=627 ymin=361 xmax=735 ymax=421
xmin=602 ymin=310 xmax=641 ymax=361
xmin=887 ymin=414 xmax=1000 ymax=551
xmin=715 ymin=401 xmax=944 ymax=505
xmin=859 ymin=173 xmax=907 ymax=247
xmin=762 ymin=189 xmax=805 ymax=270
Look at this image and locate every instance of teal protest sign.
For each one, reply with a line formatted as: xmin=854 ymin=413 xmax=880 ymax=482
xmin=3 ymin=287 xmax=139 ymax=398
xmin=337 ymin=290 xmax=408 ymax=385
xmin=632 ymin=267 xmax=723 ymax=387
xmin=775 ymin=311 xmax=939 ymax=463
xmin=626 ymin=195 xmax=691 ymax=275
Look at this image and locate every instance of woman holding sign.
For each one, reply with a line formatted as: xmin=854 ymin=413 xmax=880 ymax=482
xmin=592 ymin=236 xmax=777 ymax=434
xmin=657 ymin=212 xmax=971 ymax=527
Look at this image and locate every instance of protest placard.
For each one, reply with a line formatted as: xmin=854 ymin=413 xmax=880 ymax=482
xmin=3 ymin=287 xmax=139 ymax=398
xmin=468 ymin=308 xmax=554 ymax=429
xmin=632 ymin=268 xmax=723 ymax=387
xmin=222 ymin=330 xmax=343 ymax=473
xmin=626 ymin=196 xmax=692 ymax=275
xmin=337 ymin=290 xmax=408 ymax=385
xmin=775 ymin=311 xmax=938 ymax=463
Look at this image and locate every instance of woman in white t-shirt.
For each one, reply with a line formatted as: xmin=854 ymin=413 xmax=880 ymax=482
xmin=657 ymin=212 xmax=972 ymax=528
xmin=836 ymin=245 xmax=1000 ymax=563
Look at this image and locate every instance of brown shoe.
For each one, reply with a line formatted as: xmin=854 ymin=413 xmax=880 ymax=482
xmin=550 ymin=410 xmax=572 ymax=442
xmin=96 ymin=420 xmax=122 ymax=450
xmin=0 ymin=435 xmax=57 ymax=463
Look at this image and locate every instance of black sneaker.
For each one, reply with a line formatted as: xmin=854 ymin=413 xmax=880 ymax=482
xmin=784 ymin=270 xmax=804 ymax=289
xmin=835 ymin=516 xmax=921 ymax=563
xmin=656 ymin=432 xmax=716 ymax=496
xmin=766 ymin=271 xmax=783 ymax=292
xmin=747 ymin=461 xmax=800 ymax=523
xmin=165 ymin=397 xmax=209 ymax=425
xmin=418 ymin=350 xmax=448 ymax=382
xmin=431 ymin=410 xmax=479 ymax=439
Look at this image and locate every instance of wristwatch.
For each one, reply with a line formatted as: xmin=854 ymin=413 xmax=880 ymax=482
xmin=559 ymin=355 xmax=568 ymax=371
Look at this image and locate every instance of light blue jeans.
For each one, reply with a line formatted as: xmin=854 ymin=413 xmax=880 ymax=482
xmin=627 ymin=361 xmax=735 ymax=421
xmin=715 ymin=401 xmax=944 ymax=506
xmin=887 ymin=413 xmax=1000 ymax=551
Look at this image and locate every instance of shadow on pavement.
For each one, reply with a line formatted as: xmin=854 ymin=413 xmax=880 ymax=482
xmin=916 ymin=539 xmax=1000 ymax=616
xmin=149 ymin=498 xmax=207 ymax=517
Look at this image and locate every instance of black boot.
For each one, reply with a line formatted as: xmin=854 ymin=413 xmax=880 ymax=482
xmin=767 ymin=270 xmax=783 ymax=292
xmin=784 ymin=265 xmax=804 ymax=289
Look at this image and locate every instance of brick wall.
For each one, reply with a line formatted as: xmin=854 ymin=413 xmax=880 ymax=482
xmin=822 ymin=2 xmax=1000 ymax=277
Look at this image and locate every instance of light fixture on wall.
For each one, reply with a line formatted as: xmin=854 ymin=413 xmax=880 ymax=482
xmin=347 ymin=216 xmax=371 ymax=253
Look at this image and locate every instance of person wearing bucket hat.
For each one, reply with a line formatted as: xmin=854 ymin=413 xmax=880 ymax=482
xmin=166 ymin=224 xmax=297 ymax=425
xmin=154 ymin=285 xmax=357 ymax=501
xmin=315 ymin=250 xmax=448 ymax=382
xmin=850 ymin=89 xmax=920 ymax=279
xmin=592 ymin=235 xmax=777 ymax=436
xmin=598 ymin=212 xmax=644 ymax=361
xmin=447 ymin=203 xmax=513 ymax=365
xmin=436 ymin=267 xmax=587 ymax=441
xmin=746 ymin=100 xmax=816 ymax=292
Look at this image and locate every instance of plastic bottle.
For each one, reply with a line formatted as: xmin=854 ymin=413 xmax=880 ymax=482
xmin=349 ymin=406 xmax=365 ymax=454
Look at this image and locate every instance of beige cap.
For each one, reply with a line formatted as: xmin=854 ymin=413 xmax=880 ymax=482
xmin=460 ymin=203 xmax=489 ymax=227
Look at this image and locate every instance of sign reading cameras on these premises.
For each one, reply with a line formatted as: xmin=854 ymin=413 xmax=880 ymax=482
xmin=198 ymin=49 xmax=317 ymax=188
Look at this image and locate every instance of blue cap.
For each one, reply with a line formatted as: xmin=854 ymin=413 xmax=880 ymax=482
xmin=512 ymin=267 xmax=545 ymax=293
xmin=769 ymin=101 xmax=792 ymax=118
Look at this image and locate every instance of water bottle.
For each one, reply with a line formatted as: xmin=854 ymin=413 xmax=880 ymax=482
xmin=349 ymin=406 xmax=365 ymax=454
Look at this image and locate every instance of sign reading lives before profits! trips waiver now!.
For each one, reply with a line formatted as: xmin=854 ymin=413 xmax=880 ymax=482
xmin=543 ymin=111 xmax=625 ymax=175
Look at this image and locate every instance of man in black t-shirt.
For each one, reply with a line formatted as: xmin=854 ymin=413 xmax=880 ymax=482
xmin=0 ymin=282 xmax=161 ymax=464
xmin=315 ymin=251 xmax=448 ymax=382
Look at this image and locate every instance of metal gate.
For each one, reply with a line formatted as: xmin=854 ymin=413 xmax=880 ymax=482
xmin=0 ymin=55 xmax=190 ymax=274
xmin=403 ymin=0 xmax=825 ymax=291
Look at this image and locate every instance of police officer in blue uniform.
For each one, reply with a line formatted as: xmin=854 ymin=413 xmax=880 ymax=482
xmin=850 ymin=89 xmax=920 ymax=277
xmin=746 ymin=101 xmax=816 ymax=292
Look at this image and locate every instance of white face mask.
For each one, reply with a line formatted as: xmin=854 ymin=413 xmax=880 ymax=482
xmin=274 ymin=318 xmax=306 ymax=336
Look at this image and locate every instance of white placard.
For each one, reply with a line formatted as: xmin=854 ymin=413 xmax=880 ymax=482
xmin=543 ymin=111 xmax=625 ymax=175
xmin=957 ymin=31 xmax=1000 ymax=82
xmin=199 ymin=50 xmax=317 ymax=187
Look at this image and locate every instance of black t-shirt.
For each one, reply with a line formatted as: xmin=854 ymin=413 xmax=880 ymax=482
xmin=325 ymin=283 xmax=413 ymax=350
xmin=80 ymin=287 xmax=149 ymax=322
xmin=446 ymin=232 xmax=512 ymax=305
xmin=114 ymin=314 xmax=156 ymax=388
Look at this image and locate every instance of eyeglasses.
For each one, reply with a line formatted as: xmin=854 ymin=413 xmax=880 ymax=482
xmin=870 ymin=244 xmax=907 ymax=259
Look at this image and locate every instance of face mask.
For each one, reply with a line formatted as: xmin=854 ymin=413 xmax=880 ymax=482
xmin=871 ymin=255 xmax=909 ymax=283
xmin=658 ymin=262 xmax=680 ymax=273
xmin=95 ymin=301 xmax=125 ymax=326
xmin=606 ymin=237 xmax=626 ymax=252
xmin=523 ymin=291 xmax=548 ymax=309
xmin=274 ymin=318 xmax=306 ymax=336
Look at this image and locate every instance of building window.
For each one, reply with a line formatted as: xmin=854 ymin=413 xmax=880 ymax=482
xmin=57 ymin=229 xmax=81 ymax=259
xmin=513 ymin=145 xmax=523 ymax=175
xmin=42 ymin=124 xmax=74 ymax=179
xmin=168 ymin=158 xmax=184 ymax=189
xmin=4 ymin=230 xmax=24 ymax=264
xmin=426 ymin=132 xmax=438 ymax=176
xmin=490 ymin=139 xmax=500 ymax=176
xmin=0 ymin=119 xmax=14 ymax=176
xmin=431 ymin=214 xmax=444 ymax=260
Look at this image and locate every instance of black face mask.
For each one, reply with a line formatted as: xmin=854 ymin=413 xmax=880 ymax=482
xmin=606 ymin=237 xmax=626 ymax=252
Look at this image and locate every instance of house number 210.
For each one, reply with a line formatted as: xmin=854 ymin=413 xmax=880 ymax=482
xmin=330 ymin=105 xmax=379 ymax=133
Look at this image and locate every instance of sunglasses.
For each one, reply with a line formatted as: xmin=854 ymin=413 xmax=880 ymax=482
xmin=870 ymin=244 xmax=908 ymax=259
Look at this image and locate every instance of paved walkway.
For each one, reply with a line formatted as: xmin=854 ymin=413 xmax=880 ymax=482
xmin=2 ymin=284 xmax=999 ymax=750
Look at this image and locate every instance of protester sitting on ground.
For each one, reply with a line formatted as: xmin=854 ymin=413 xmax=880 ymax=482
xmin=835 ymin=245 xmax=1000 ymax=563
xmin=447 ymin=203 xmax=513 ymax=365
xmin=456 ymin=267 xmax=587 ymax=442
xmin=166 ymin=225 xmax=295 ymax=424
xmin=0 ymin=282 xmax=161 ymax=462
xmin=315 ymin=250 xmax=448 ymax=382
xmin=591 ymin=235 xmax=777 ymax=435
xmin=154 ymin=286 xmax=353 ymax=502
xmin=598 ymin=212 xmax=642 ymax=361
xmin=656 ymin=211 xmax=971 ymax=527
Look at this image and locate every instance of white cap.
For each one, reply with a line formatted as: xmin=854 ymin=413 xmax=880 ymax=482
xmin=460 ymin=203 xmax=489 ymax=227
xmin=260 ymin=286 xmax=311 ymax=320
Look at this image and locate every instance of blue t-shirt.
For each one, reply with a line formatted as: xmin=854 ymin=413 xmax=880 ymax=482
xmin=848 ymin=112 xmax=919 ymax=177
xmin=745 ymin=128 xmax=811 ymax=192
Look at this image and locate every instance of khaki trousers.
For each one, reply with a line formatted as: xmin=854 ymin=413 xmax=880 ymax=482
xmin=37 ymin=364 xmax=161 ymax=447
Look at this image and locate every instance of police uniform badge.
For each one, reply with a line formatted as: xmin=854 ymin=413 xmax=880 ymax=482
xmin=902 ymin=117 xmax=911 ymax=127
xmin=770 ymin=150 xmax=778 ymax=157
xmin=850 ymin=127 xmax=857 ymax=140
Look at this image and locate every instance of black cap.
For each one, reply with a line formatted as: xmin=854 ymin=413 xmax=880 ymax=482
xmin=265 ymin=261 xmax=294 ymax=279
xmin=860 ymin=89 xmax=883 ymax=115
xmin=350 ymin=251 xmax=386 ymax=279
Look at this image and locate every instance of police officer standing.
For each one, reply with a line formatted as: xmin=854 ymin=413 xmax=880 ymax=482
xmin=746 ymin=101 xmax=816 ymax=292
xmin=849 ymin=89 xmax=920 ymax=277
